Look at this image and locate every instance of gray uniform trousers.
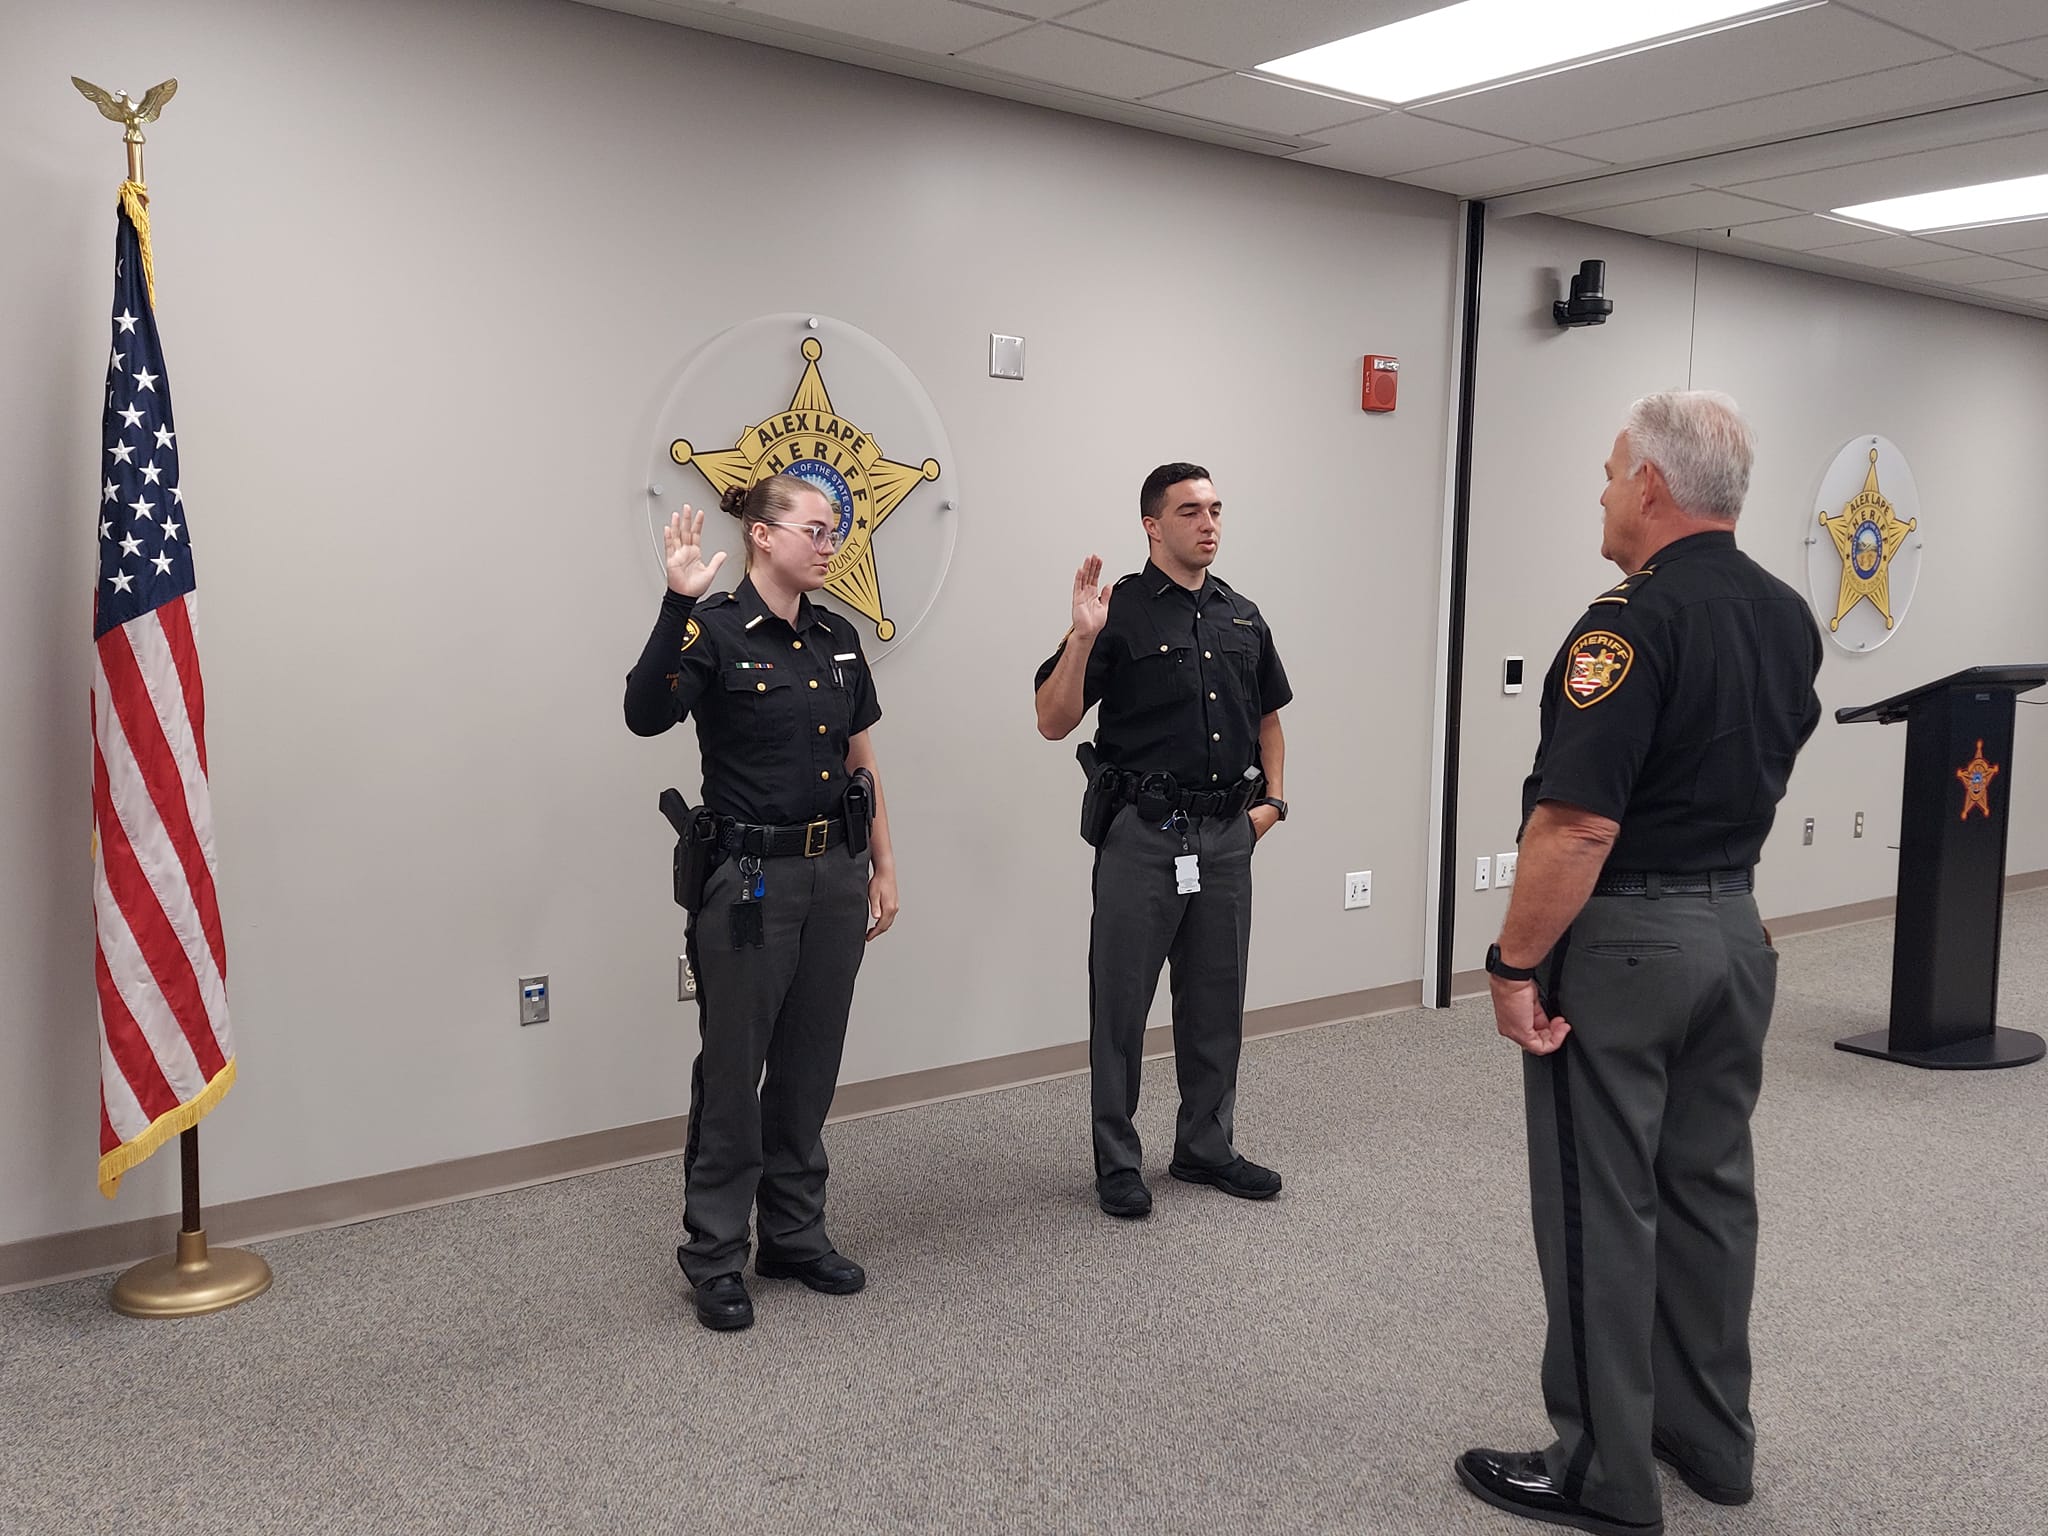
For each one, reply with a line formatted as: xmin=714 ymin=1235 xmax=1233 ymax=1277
xmin=1523 ymin=886 xmax=1778 ymax=1523
xmin=678 ymin=845 xmax=870 ymax=1286
xmin=1089 ymin=804 xmax=1255 ymax=1178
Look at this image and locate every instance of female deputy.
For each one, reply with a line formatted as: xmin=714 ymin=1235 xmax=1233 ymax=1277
xmin=624 ymin=474 xmax=899 ymax=1332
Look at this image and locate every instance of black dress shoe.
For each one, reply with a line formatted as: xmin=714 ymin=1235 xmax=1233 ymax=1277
xmin=755 ymin=1249 xmax=866 ymax=1294
xmin=1096 ymin=1169 xmax=1153 ymax=1218
xmin=1455 ymin=1449 xmax=1662 ymax=1536
xmin=1167 ymin=1154 xmax=1282 ymax=1200
xmin=1651 ymin=1432 xmax=1753 ymax=1506
xmin=692 ymin=1272 xmax=754 ymax=1332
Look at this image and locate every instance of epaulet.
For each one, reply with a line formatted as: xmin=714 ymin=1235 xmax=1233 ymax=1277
xmin=1112 ymin=572 xmax=1143 ymax=589
xmin=697 ymin=591 xmax=738 ymax=610
xmin=1587 ymin=564 xmax=1657 ymax=608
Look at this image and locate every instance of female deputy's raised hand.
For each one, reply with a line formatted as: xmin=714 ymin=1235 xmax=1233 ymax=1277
xmin=664 ymin=506 xmax=728 ymax=598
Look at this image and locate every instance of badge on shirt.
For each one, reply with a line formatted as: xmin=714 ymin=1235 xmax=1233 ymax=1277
xmin=1564 ymin=630 xmax=1634 ymax=709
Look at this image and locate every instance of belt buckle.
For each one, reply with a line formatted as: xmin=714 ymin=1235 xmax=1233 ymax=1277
xmin=802 ymin=820 xmax=829 ymax=858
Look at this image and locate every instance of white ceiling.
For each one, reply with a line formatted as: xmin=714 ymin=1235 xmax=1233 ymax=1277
xmin=574 ymin=0 xmax=2048 ymax=318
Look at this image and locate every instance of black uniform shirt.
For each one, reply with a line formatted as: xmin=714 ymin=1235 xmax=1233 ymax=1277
xmin=625 ymin=577 xmax=881 ymax=825
xmin=1522 ymin=529 xmax=1823 ymax=872
xmin=1034 ymin=561 xmax=1292 ymax=786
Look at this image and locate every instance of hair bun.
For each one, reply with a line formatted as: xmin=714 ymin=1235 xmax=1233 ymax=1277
xmin=719 ymin=484 xmax=751 ymax=519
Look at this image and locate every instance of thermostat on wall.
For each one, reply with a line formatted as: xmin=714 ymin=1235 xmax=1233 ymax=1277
xmin=1503 ymin=656 xmax=1524 ymax=695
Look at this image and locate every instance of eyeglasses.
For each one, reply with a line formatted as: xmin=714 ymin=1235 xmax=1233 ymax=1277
xmin=761 ymin=519 xmax=843 ymax=551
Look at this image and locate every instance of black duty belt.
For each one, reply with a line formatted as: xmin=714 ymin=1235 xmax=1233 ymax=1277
xmin=1110 ymin=771 xmax=1260 ymax=821
xmin=716 ymin=815 xmax=846 ymax=859
xmin=1594 ymin=869 xmax=1752 ymax=897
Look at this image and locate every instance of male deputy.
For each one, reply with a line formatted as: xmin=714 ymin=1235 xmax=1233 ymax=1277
xmin=1034 ymin=463 xmax=1292 ymax=1219
xmin=1457 ymin=392 xmax=1823 ymax=1535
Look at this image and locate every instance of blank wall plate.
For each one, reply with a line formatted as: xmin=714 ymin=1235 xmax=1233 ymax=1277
xmin=1344 ymin=870 xmax=1371 ymax=909
xmin=989 ymin=333 xmax=1025 ymax=379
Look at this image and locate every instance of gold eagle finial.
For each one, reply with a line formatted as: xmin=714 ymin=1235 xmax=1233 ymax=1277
xmin=71 ymin=77 xmax=178 ymax=145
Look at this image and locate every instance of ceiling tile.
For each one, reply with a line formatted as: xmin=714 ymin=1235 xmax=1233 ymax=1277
xmin=1291 ymin=112 xmax=1525 ymax=177
xmin=734 ymin=0 xmax=1026 ymax=54
xmin=1058 ymin=1 xmax=1444 ymax=71
xmin=1834 ymin=1 xmax=2048 ymax=50
xmin=1979 ymin=35 xmax=2048 ymax=80
xmin=1411 ymin=6 xmax=1944 ymax=145
xmin=956 ymin=23 xmax=1219 ymax=98
xmin=1397 ymin=146 xmax=1611 ymax=198
xmin=1926 ymin=217 xmax=2048 ymax=252
xmin=1969 ymin=271 xmax=2048 ymax=297
xmin=1719 ymin=214 xmax=1903 ymax=251
xmin=1722 ymin=127 xmax=2048 ymax=211
xmin=1571 ymin=189 xmax=1801 ymax=235
xmin=1551 ymin=55 xmax=2030 ymax=166
xmin=1992 ymin=243 xmax=2048 ymax=266
xmin=1821 ymin=235 xmax=1981 ymax=267
xmin=1891 ymin=251 xmax=2047 ymax=282
xmin=1141 ymin=73 xmax=1379 ymax=136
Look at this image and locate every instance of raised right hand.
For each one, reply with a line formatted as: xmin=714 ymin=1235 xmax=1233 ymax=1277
xmin=1071 ymin=555 xmax=1110 ymax=640
xmin=664 ymin=506 xmax=728 ymax=598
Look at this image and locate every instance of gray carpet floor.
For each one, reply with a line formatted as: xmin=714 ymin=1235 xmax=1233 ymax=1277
xmin=5 ymin=896 xmax=2046 ymax=1535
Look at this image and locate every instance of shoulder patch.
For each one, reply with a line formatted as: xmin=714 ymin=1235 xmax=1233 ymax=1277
xmin=680 ymin=617 xmax=702 ymax=652
xmin=1563 ymin=630 xmax=1634 ymax=709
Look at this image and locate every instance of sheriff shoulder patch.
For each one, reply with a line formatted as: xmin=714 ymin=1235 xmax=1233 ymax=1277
xmin=681 ymin=617 xmax=702 ymax=653
xmin=1564 ymin=630 xmax=1634 ymax=709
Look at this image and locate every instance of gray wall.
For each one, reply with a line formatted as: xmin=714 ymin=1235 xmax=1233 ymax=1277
xmin=1452 ymin=214 xmax=2048 ymax=960
xmin=0 ymin=0 xmax=1460 ymax=1246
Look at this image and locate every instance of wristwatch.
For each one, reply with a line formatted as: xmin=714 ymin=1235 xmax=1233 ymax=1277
xmin=1485 ymin=943 xmax=1540 ymax=983
xmin=1251 ymin=796 xmax=1288 ymax=821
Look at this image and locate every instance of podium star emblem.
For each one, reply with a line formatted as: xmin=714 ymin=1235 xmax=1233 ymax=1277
xmin=1820 ymin=449 xmax=1916 ymax=633
xmin=1956 ymin=740 xmax=2000 ymax=821
xmin=670 ymin=338 xmax=939 ymax=642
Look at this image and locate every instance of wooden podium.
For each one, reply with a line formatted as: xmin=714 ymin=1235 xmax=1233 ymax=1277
xmin=1834 ymin=664 xmax=2047 ymax=1069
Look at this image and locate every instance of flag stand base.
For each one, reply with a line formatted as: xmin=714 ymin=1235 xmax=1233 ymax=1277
xmin=111 ymin=1228 xmax=272 ymax=1318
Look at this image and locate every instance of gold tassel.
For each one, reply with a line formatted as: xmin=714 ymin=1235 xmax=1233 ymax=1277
xmin=118 ymin=179 xmax=156 ymax=312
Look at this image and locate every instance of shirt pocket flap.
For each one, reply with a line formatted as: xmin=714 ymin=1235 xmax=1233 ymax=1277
xmin=723 ymin=666 xmax=793 ymax=693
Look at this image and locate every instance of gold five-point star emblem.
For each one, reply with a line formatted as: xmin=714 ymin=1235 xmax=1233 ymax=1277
xmin=1957 ymin=740 xmax=2000 ymax=821
xmin=671 ymin=338 xmax=939 ymax=642
xmin=1820 ymin=449 xmax=1916 ymax=632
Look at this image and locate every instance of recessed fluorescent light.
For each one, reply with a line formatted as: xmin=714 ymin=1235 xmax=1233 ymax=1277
xmin=1257 ymin=0 xmax=1821 ymax=107
xmin=1833 ymin=174 xmax=2048 ymax=233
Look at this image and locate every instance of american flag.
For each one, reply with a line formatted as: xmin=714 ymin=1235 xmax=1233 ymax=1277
xmin=91 ymin=185 xmax=234 ymax=1198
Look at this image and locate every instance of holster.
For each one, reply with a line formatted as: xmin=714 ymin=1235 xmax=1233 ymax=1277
xmin=1076 ymin=741 xmax=1126 ymax=847
xmin=659 ymin=787 xmax=719 ymax=913
xmin=843 ymin=767 xmax=875 ymax=856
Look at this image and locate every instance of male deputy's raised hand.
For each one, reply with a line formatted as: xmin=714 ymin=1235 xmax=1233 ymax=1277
xmin=1072 ymin=554 xmax=1110 ymax=641
xmin=663 ymin=506 xmax=728 ymax=598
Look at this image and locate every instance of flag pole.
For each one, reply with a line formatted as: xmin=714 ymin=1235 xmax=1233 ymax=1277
xmin=75 ymin=75 xmax=272 ymax=1319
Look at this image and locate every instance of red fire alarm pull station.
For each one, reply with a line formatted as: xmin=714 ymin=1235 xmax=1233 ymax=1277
xmin=1361 ymin=355 xmax=1399 ymax=413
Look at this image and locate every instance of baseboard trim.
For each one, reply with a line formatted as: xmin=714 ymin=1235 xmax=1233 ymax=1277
xmin=15 ymin=875 xmax=2044 ymax=1294
xmin=0 ymin=979 xmax=1421 ymax=1296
